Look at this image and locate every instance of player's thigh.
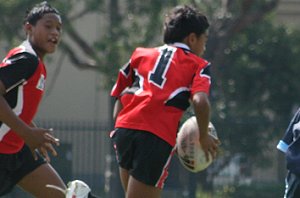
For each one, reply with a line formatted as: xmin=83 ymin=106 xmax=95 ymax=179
xmin=119 ymin=167 xmax=130 ymax=192
xmin=18 ymin=163 xmax=65 ymax=198
xmin=131 ymin=131 xmax=175 ymax=188
xmin=127 ymin=176 xmax=161 ymax=198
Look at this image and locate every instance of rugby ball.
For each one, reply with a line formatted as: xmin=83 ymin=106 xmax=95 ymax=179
xmin=176 ymin=116 xmax=218 ymax=172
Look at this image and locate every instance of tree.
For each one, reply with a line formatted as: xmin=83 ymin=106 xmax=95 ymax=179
xmin=215 ymin=18 xmax=300 ymax=157
xmin=3 ymin=0 xmax=299 ymax=196
xmin=0 ymin=0 xmax=279 ymax=84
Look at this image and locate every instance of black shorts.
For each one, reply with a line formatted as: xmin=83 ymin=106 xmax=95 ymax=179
xmin=0 ymin=144 xmax=46 ymax=195
xmin=110 ymin=128 xmax=176 ymax=189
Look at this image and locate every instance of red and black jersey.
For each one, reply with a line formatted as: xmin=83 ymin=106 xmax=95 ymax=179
xmin=111 ymin=43 xmax=211 ymax=146
xmin=0 ymin=40 xmax=46 ymax=154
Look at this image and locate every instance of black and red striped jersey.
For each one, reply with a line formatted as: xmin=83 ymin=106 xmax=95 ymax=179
xmin=0 ymin=40 xmax=46 ymax=154
xmin=111 ymin=43 xmax=211 ymax=146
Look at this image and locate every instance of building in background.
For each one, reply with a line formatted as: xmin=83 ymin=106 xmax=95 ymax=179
xmin=276 ymin=0 xmax=300 ymax=28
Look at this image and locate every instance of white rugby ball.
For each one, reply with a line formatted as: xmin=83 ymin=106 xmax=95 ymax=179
xmin=176 ymin=116 xmax=218 ymax=173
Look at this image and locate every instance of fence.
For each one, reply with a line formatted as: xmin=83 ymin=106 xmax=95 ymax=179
xmin=2 ymin=120 xmax=284 ymax=198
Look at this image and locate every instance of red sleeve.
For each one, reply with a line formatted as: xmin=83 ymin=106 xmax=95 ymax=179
xmin=110 ymin=60 xmax=133 ymax=98
xmin=190 ymin=62 xmax=211 ymax=95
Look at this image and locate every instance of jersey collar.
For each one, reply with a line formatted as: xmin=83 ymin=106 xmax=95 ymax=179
xmin=172 ymin=42 xmax=190 ymax=51
xmin=20 ymin=40 xmax=37 ymax=57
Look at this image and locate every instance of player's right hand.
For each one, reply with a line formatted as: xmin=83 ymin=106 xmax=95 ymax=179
xmin=199 ymin=134 xmax=220 ymax=162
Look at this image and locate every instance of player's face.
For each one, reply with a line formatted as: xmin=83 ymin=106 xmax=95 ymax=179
xmin=26 ymin=13 xmax=62 ymax=59
xmin=189 ymin=31 xmax=208 ymax=57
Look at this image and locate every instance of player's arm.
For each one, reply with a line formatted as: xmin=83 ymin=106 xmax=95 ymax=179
xmin=0 ymin=81 xmax=33 ymax=140
xmin=0 ymin=53 xmax=39 ymax=140
xmin=192 ymin=92 xmax=219 ymax=161
xmin=111 ymin=60 xmax=133 ymax=120
xmin=0 ymin=53 xmax=59 ymax=161
xmin=277 ymin=108 xmax=300 ymax=153
xmin=113 ymin=98 xmax=123 ymax=120
xmin=0 ymin=81 xmax=58 ymax=154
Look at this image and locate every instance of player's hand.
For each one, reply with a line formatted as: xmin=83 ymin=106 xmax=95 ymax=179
xmin=199 ymin=134 xmax=220 ymax=162
xmin=23 ymin=127 xmax=60 ymax=162
xmin=37 ymin=142 xmax=58 ymax=162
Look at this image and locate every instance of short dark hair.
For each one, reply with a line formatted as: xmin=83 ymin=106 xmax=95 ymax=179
xmin=163 ymin=5 xmax=209 ymax=44
xmin=24 ymin=1 xmax=60 ymax=25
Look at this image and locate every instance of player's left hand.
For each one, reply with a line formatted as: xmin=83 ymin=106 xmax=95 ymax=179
xmin=37 ymin=141 xmax=58 ymax=162
xmin=25 ymin=127 xmax=60 ymax=162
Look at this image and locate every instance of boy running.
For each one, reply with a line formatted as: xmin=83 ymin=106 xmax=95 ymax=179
xmin=0 ymin=2 xmax=65 ymax=197
xmin=111 ymin=5 xmax=220 ymax=198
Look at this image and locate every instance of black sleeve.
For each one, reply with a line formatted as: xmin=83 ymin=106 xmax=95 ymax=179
xmin=0 ymin=52 xmax=38 ymax=92
xmin=282 ymin=108 xmax=300 ymax=144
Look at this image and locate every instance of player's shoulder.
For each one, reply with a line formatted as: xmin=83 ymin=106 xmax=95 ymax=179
xmin=169 ymin=44 xmax=209 ymax=68
xmin=2 ymin=41 xmax=38 ymax=67
xmin=2 ymin=51 xmax=38 ymax=67
xmin=132 ymin=46 xmax=158 ymax=56
xmin=186 ymin=52 xmax=209 ymax=67
xmin=10 ymin=40 xmax=37 ymax=56
xmin=130 ymin=46 xmax=160 ymax=63
xmin=175 ymin=50 xmax=210 ymax=71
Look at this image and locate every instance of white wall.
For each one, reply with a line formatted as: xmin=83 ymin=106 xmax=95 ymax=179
xmin=36 ymin=11 xmax=111 ymax=123
xmin=276 ymin=0 xmax=300 ymax=28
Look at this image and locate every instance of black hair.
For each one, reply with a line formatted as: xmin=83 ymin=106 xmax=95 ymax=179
xmin=163 ymin=5 xmax=209 ymax=44
xmin=24 ymin=1 xmax=60 ymax=25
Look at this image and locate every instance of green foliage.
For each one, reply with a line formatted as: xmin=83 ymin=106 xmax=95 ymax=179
xmin=93 ymin=0 xmax=178 ymax=87
xmin=0 ymin=1 xmax=71 ymax=44
xmin=212 ymin=18 xmax=300 ymax=165
xmin=0 ymin=0 xmax=298 ymax=185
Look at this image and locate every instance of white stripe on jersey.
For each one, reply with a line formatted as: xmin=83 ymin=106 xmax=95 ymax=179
xmin=166 ymin=87 xmax=190 ymax=101
xmin=6 ymin=79 xmax=26 ymax=93
xmin=0 ymin=85 xmax=24 ymax=141
xmin=0 ymin=124 xmax=10 ymax=141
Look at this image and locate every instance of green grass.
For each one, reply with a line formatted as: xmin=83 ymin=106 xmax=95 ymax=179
xmin=196 ymin=183 xmax=285 ymax=198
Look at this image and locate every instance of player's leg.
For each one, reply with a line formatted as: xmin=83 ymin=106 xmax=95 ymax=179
xmin=127 ymin=131 xmax=175 ymax=198
xmin=111 ymin=128 xmax=175 ymax=197
xmin=126 ymin=176 xmax=161 ymax=198
xmin=110 ymin=128 xmax=135 ymax=193
xmin=11 ymin=144 xmax=66 ymax=198
xmin=0 ymin=154 xmax=17 ymax=196
xmin=284 ymin=171 xmax=300 ymax=198
xmin=0 ymin=144 xmax=65 ymax=197
xmin=119 ymin=167 xmax=130 ymax=192
xmin=18 ymin=163 xmax=65 ymax=198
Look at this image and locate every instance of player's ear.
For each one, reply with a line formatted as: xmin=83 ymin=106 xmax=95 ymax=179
xmin=24 ymin=22 xmax=33 ymax=35
xmin=188 ymin=33 xmax=197 ymax=43
xmin=183 ymin=33 xmax=197 ymax=48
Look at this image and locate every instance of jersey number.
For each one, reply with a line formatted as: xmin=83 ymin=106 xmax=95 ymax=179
xmin=149 ymin=47 xmax=175 ymax=88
